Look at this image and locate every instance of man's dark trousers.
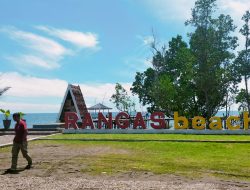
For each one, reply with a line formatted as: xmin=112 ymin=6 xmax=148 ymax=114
xmin=11 ymin=141 xmax=32 ymax=170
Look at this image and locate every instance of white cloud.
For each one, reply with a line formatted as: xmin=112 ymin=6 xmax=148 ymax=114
xmin=0 ymin=71 xmax=245 ymax=113
xmin=0 ymin=72 xmax=133 ymax=99
xmin=219 ymin=0 xmax=250 ymax=50
xmin=79 ymin=82 xmax=132 ymax=100
xmin=0 ymin=27 xmax=71 ymax=70
xmin=0 ymin=26 xmax=100 ymax=71
xmin=36 ymin=26 xmax=99 ymax=48
xmin=141 ymin=0 xmax=250 ymax=22
xmin=140 ymin=0 xmax=195 ymax=21
xmin=0 ymin=101 xmax=60 ymax=113
xmin=140 ymin=36 xmax=154 ymax=46
xmin=9 ymin=28 xmax=70 ymax=58
xmin=5 ymin=55 xmax=60 ymax=70
xmin=13 ymin=30 xmax=69 ymax=58
xmin=219 ymin=0 xmax=250 ymax=20
xmin=140 ymin=0 xmax=250 ymax=50
xmin=0 ymin=72 xmax=67 ymax=97
xmin=0 ymin=72 xmax=138 ymax=113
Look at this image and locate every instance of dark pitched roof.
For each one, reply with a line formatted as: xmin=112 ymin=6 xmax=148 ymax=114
xmin=69 ymin=84 xmax=88 ymax=117
xmin=57 ymin=84 xmax=88 ymax=122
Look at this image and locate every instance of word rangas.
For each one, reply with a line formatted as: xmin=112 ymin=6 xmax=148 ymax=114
xmin=64 ymin=112 xmax=250 ymax=130
xmin=65 ymin=112 xmax=166 ymax=129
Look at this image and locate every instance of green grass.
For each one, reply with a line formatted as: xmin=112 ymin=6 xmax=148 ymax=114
xmin=48 ymin=133 xmax=250 ymax=141
xmin=93 ymin=142 xmax=249 ymax=178
xmin=2 ymin=134 xmax=250 ymax=181
xmin=0 ymin=146 xmax=10 ymax=152
xmin=35 ymin=134 xmax=250 ymax=181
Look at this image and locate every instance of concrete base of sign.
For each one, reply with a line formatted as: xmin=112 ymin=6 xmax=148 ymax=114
xmin=63 ymin=129 xmax=250 ymax=135
xmin=33 ymin=123 xmax=64 ymax=129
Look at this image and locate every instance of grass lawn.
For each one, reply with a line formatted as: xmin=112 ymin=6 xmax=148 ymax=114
xmin=37 ymin=134 xmax=250 ymax=180
xmin=48 ymin=133 xmax=250 ymax=141
xmin=2 ymin=134 xmax=250 ymax=181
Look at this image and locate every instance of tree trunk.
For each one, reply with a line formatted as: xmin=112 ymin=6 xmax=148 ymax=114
xmin=225 ymin=92 xmax=228 ymax=117
xmin=244 ymin=24 xmax=250 ymax=112
xmin=244 ymin=75 xmax=250 ymax=112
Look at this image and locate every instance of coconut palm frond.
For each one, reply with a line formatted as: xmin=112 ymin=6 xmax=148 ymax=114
xmin=0 ymin=87 xmax=11 ymax=96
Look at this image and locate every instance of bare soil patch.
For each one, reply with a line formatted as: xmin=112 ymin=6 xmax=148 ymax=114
xmin=0 ymin=142 xmax=250 ymax=189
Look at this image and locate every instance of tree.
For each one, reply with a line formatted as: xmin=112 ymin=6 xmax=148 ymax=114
xmin=236 ymin=89 xmax=249 ymax=111
xmin=0 ymin=75 xmax=11 ymax=97
xmin=110 ymin=83 xmax=135 ymax=113
xmin=235 ymin=11 xmax=250 ymax=111
xmin=132 ymin=0 xmax=238 ymax=119
xmin=186 ymin=0 xmax=238 ymax=119
xmin=131 ymin=68 xmax=158 ymax=113
xmin=131 ymin=35 xmax=197 ymax=117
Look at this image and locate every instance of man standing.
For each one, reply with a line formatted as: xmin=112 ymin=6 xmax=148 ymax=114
xmin=8 ymin=113 xmax=32 ymax=172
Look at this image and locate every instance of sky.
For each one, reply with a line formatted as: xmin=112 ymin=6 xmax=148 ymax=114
xmin=0 ymin=0 xmax=250 ymax=113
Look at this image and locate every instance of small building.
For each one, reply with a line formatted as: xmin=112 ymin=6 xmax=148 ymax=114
xmin=88 ymin=103 xmax=112 ymax=113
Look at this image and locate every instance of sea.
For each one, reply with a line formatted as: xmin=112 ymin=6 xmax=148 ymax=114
xmin=0 ymin=111 xmax=240 ymax=129
xmin=0 ymin=113 xmax=58 ymax=129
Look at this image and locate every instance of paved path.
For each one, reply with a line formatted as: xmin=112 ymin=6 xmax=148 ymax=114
xmin=0 ymin=134 xmax=56 ymax=147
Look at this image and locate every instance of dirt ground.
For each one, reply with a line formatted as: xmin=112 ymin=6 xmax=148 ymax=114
xmin=0 ymin=142 xmax=250 ymax=190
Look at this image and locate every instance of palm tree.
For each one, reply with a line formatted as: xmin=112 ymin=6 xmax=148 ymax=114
xmin=0 ymin=87 xmax=10 ymax=96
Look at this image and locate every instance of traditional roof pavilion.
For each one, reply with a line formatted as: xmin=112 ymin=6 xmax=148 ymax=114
xmin=88 ymin=103 xmax=112 ymax=113
xmin=57 ymin=84 xmax=88 ymax=122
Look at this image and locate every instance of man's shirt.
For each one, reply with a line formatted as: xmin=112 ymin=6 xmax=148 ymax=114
xmin=14 ymin=120 xmax=28 ymax=143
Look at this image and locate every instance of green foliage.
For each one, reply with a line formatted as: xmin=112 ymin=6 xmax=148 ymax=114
xmin=234 ymin=10 xmax=250 ymax=111
xmin=18 ymin=112 xmax=26 ymax=119
xmin=131 ymin=35 xmax=197 ymax=117
xmin=131 ymin=68 xmax=157 ymax=113
xmin=185 ymin=0 xmax=216 ymax=28
xmin=132 ymin=0 xmax=238 ymax=118
xmin=236 ymin=89 xmax=249 ymax=111
xmin=186 ymin=0 xmax=238 ymax=119
xmin=110 ymin=83 xmax=135 ymax=113
xmin=0 ymin=109 xmax=11 ymax=120
xmin=240 ymin=10 xmax=250 ymax=38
